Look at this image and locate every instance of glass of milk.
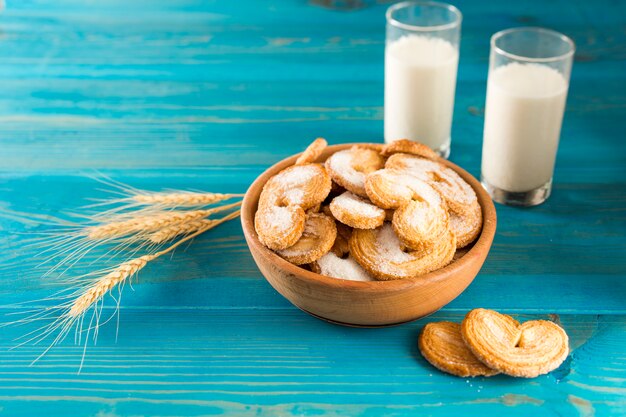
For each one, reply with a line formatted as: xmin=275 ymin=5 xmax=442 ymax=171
xmin=385 ymin=1 xmax=462 ymax=158
xmin=481 ymin=27 xmax=575 ymax=206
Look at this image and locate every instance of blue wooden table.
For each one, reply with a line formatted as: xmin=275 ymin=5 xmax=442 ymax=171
xmin=0 ymin=1 xmax=625 ymax=416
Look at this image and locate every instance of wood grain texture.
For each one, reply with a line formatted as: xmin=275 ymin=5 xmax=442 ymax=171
xmin=0 ymin=310 xmax=624 ymax=417
xmin=0 ymin=0 xmax=624 ymax=415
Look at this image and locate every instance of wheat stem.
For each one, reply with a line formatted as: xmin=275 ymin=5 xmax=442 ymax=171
xmin=86 ymin=201 xmax=242 ymax=240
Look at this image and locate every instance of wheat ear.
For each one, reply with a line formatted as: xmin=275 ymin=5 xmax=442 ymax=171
xmin=68 ymin=211 xmax=240 ymax=318
xmin=86 ymin=201 xmax=242 ymax=240
xmin=147 ymin=210 xmax=240 ymax=244
xmin=132 ymin=192 xmax=243 ymax=207
xmin=68 ymin=256 xmax=152 ymax=317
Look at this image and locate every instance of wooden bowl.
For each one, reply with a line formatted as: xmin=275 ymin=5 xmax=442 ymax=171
xmin=241 ymin=144 xmax=497 ymax=327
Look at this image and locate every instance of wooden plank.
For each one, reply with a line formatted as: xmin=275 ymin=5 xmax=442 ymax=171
xmin=0 ymin=309 xmax=623 ymax=416
xmin=0 ymin=0 xmax=623 ymax=415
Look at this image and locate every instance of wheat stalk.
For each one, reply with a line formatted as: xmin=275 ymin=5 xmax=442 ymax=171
xmin=68 ymin=210 xmax=240 ymax=318
xmin=147 ymin=220 xmax=213 ymax=245
xmin=86 ymin=201 xmax=242 ymax=240
xmin=6 ymin=177 xmax=246 ymax=369
xmin=132 ymin=192 xmax=243 ymax=207
xmin=148 ymin=210 xmax=240 ymax=244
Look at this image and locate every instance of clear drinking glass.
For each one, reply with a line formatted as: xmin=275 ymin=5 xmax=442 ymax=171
xmin=385 ymin=1 xmax=462 ymax=158
xmin=481 ymin=27 xmax=575 ymax=206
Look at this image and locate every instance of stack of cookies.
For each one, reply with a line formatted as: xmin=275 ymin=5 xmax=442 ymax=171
xmin=254 ymin=138 xmax=482 ymax=282
xmin=419 ymin=309 xmax=570 ymax=378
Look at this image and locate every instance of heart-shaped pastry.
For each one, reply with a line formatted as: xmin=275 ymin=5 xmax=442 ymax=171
xmin=254 ymin=204 xmax=306 ymax=251
xmin=461 ymin=309 xmax=569 ymax=378
xmin=365 ymin=168 xmax=450 ymax=252
xmin=349 ymin=223 xmax=455 ymax=280
xmin=329 ymin=191 xmax=386 ymax=230
xmin=381 ymin=138 xmax=438 ymax=160
xmin=419 ymin=321 xmax=499 ymax=377
xmin=330 ymin=221 xmax=353 ymax=258
xmin=385 ymin=154 xmax=477 ymax=215
xmin=255 ymin=163 xmax=331 ymax=250
xmin=276 ymin=213 xmax=337 ymax=265
xmin=385 ymin=153 xmax=482 ymax=248
xmin=325 ymin=146 xmax=385 ymax=197
xmin=450 ymin=201 xmax=482 ymax=249
xmin=295 ymin=137 xmax=327 ymax=165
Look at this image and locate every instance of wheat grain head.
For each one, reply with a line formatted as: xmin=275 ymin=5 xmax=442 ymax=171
xmin=86 ymin=201 xmax=242 ymax=240
xmin=147 ymin=210 xmax=241 ymax=244
xmin=68 ymin=255 xmax=153 ymax=318
xmin=132 ymin=192 xmax=243 ymax=207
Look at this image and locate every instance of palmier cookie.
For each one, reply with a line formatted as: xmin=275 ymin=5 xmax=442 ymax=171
xmin=325 ymin=146 xmax=385 ymax=197
xmin=450 ymin=201 xmax=482 ymax=248
xmin=419 ymin=322 xmax=499 ymax=377
xmin=365 ymin=169 xmax=449 ymax=251
xmin=255 ymin=164 xmax=331 ymax=250
xmin=330 ymin=221 xmax=352 ymax=257
xmin=306 ymin=203 xmax=321 ymax=214
xmin=393 ymin=201 xmax=450 ymax=252
xmin=461 ymin=309 xmax=569 ymax=378
xmin=329 ymin=191 xmax=385 ymax=230
xmin=255 ymin=205 xmax=306 ymax=252
xmin=349 ymin=223 xmax=456 ymax=281
xmin=365 ymin=168 xmax=438 ymax=210
xmin=352 ymin=143 xmax=385 ymax=153
xmin=386 ymin=154 xmax=482 ymax=248
xmin=386 ymin=154 xmax=477 ymax=216
xmin=276 ymin=213 xmax=337 ymax=265
xmin=310 ymin=252 xmax=374 ymax=282
xmin=295 ymin=138 xmax=327 ymax=165
xmin=381 ymin=139 xmax=438 ymax=160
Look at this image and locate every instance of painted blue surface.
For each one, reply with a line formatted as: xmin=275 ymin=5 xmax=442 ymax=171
xmin=0 ymin=0 xmax=624 ymax=416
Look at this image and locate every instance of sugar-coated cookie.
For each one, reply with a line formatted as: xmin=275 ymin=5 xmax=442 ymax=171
xmin=276 ymin=213 xmax=337 ymax=265
xmin=419 ymin=321 xmax=499 ymax=377
xmin=461 ymin=309 xmax=569 ymax=378
xmin=330 ymin=191 xmax=385 ymax=230
xmin=349 ymin=223 xmax=456 ymax=280
xmin=325 ymin=146 xmax=385 ymax=197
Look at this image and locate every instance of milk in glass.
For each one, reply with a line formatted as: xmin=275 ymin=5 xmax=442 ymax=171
xmin=384 ymin=35 xmax=458 ymax=153
xmin=481 ymin=63 xmax=568 ymax=192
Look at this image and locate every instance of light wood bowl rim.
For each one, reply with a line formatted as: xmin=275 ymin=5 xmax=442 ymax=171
xmin=241 ymin=143 xmax=496 ymax=293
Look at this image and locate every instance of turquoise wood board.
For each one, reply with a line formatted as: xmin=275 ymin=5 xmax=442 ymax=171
xmin=0 ymin=0 xmax=625 ymax=416
xmin=0 ymin=310 xmax=623 ymax=417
